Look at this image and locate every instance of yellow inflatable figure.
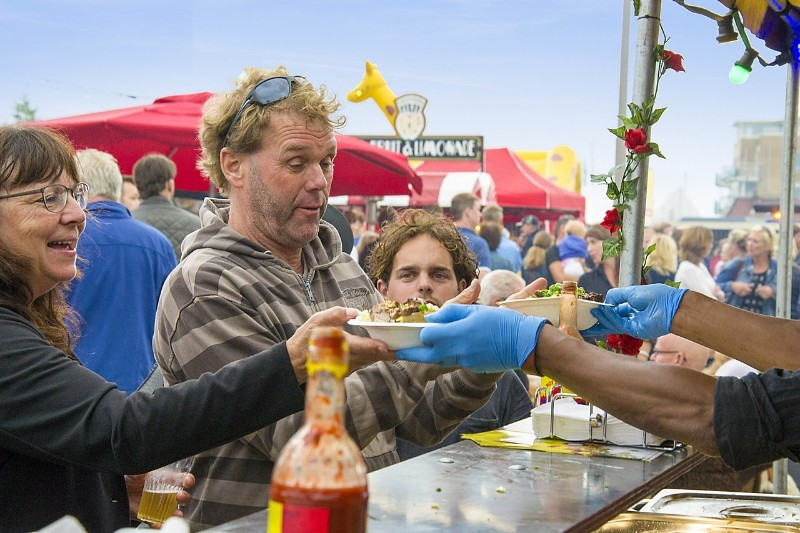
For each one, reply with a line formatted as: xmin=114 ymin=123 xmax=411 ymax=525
xmin=515 ymin=145 xmax=582 ymax=194
xmin=547 ymin=145 xmax=581 ymax=193
xmin=347 ymin=61 xmax=429 ymax=140
xmin=347 ymin=61 xmax=399 ymax=131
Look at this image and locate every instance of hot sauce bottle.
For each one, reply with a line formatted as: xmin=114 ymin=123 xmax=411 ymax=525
xmin=267 ymin=327 xmax=368 ymax=533
xmin=538 ymin=280 xmax=583 ymax=405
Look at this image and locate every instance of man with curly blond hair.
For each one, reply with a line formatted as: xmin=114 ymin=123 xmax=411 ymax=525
xmin=366 ymin=209 xmax=532 ymax=460
xmin=153 ymin=67 xmax=500 ymax=528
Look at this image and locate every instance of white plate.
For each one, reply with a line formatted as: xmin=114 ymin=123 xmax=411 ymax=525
xmin=497 ymin=296 xmax=609 ymax=330
xmin=347 ymin=319 xmax=430 ymax=350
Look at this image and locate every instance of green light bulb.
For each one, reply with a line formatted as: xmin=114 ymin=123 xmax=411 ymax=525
xmin=729 ymin=64 xmax=751 ymax=84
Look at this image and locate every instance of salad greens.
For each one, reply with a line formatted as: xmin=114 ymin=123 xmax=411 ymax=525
xmin=529 ymin=283 xmax=586 ymax=299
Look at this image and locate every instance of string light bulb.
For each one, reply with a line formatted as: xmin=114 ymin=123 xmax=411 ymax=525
xmin=671 ymin=1 xmax=738 ymax=42
xmin=729 ymin=48 xmax=759 ymax=84
xmin=716 ymin=13 xmax=738 ymax=43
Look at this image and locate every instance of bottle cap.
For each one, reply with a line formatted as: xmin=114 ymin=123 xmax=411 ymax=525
xmin=562 ymin=280 xmax=577 ymax=294
xmin=307 ymin=327 xmax=349 ymax=379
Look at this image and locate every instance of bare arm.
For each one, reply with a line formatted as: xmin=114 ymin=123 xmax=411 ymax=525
xmin=523 ymin=326 xmax=718 ymax=455
xmin=548 ymin=259 xmax=566 ymax=283
xmin=518 ymin=290 xmax=800 ymax=455
xmin=671 ymin=291 xmax=800 ymax=372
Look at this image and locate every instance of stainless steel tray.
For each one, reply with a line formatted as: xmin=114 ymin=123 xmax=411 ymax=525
xmin=639 ymin=489 xmax=800 ymax=525
xmin=594 ymin=512 xmax=800 ymax=532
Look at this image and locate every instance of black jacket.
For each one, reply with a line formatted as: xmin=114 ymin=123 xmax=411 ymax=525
xmin=0 ymin=307 xmax=304 ymax=532
xmin=132 ymin=197 xmax=201 ymax=261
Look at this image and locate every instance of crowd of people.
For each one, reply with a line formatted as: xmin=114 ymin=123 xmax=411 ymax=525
xmin=349 ymin=203 xmax=793 ymax=330
xmin=3 ymin=65 xmax=800 ymax=532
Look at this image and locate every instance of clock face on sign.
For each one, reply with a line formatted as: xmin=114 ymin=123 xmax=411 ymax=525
xmin=393 ymin=94 xmax=428 ymax=140
xmin=395 ymin=113 xmax=425 ymax=140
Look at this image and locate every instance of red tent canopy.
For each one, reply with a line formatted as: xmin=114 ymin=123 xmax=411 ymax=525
xmin=411 ymin=148 xmax=584 ymax=222
xmin=28 ymin=93 xmax=421 ymax=197
xmin=486 ymin=148 xmax=584 ymax=212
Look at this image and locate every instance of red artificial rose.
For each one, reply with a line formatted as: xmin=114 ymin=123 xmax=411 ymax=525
xmin=600 ymin=208 xmax=621 ymax=234
xmin=661 ymin=50 xmax=685 ymax=72
xmin=606 ymin=334 xmax=644 ymax=356
xmin=624 ymin=128 xmax=649 ymax=154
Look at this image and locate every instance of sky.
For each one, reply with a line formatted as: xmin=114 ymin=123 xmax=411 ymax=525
xmin=1 ymin=0 xmax=790 ymax=223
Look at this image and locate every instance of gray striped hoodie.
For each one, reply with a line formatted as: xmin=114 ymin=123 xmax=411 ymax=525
xmin=153 ymin=198 xmax=499 ymax=529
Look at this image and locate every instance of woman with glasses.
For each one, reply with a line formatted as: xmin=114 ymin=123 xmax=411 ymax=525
xmin=717 ymin=226 xmax=778 ymax=316
xmin=0 ymin=125 xmax=382 ymax=532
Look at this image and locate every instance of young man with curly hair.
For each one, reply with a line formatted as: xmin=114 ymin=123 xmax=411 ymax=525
xmin=366 ymin=209 xmax=532 ymax=459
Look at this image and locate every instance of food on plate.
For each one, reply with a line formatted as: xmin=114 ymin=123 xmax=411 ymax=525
xmin=529 ymin=282 xmax=603 ymax=302
xmin=357 ymin=298 xmax=440 ymax=323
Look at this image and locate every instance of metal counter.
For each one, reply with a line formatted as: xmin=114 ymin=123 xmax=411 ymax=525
xmin=207 ymin=440 xmax=703 ymax=532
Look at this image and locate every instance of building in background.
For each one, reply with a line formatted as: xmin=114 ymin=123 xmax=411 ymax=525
xmin=716 ymin=121 xmax=789 ymax=217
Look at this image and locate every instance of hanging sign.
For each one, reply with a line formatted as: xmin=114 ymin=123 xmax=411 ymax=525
xmin=356 ymin=135 xmax=484 ymax=161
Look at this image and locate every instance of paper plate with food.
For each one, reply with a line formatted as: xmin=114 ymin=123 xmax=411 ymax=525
xmin=348 ymin=298 xmax=439 ymax=350
xmin=498 ymin=283 xmax=608 ymax=330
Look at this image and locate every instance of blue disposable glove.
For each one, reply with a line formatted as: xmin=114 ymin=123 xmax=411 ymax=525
xmin=396 ymin=304 xmax=545 ymax=373
xmin=581 ymin=284 xmax=688 ymax=340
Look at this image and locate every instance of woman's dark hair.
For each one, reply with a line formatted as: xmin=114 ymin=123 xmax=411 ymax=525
xmin=0 ymin=125 xmax=81 ymax=358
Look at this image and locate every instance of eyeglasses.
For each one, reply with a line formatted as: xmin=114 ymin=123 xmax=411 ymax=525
xmin=0 ymin=182 xmax=89 ymax=212
xmin=649 ymin=349 xmax=681 ymax=361
xmin=222 ymin=75 xmax=306 ymax=147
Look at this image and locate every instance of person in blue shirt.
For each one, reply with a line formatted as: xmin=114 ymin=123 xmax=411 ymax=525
xmin=482 ymin=203 xmax=523 ymax=272
xmin=69 ymin=149 xmax=177 ymax=393
xmin=451 ymin=192 xmax=491 ymax=268
xmin=479 ymin=221 xmax=515 ymax=272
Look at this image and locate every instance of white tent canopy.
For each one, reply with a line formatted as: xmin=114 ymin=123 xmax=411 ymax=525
xmin=328 ymin=171 xmax=496 ymax=208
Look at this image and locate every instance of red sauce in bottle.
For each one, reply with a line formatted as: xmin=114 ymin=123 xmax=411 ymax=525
xmin=269 ymin=483 xmax=367 ymax=533
xmin=267 ymin=327 xmax=369 ymax=533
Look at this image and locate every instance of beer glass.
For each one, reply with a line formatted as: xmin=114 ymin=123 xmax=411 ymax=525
xmin=136 ymin=456 xmax=195 ymax=525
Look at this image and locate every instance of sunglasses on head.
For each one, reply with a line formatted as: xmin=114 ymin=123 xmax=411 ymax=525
xmin=222 ymin=75 xmax=306 ymax=147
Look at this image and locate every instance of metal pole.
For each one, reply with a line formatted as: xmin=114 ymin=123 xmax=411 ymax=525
xmin=615 ymin=0 xmax=632 ymax=173
xmin=772 ymin=56 xmax=798 ymax=496
xmin=364 ymin=197 xmax=380 ymax=231
xmin=619 ymin=0 xmax=661 ymax=287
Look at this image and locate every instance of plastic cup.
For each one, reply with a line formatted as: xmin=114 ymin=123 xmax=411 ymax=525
xmin=136 ymin=456 xmax=195 ymax=525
